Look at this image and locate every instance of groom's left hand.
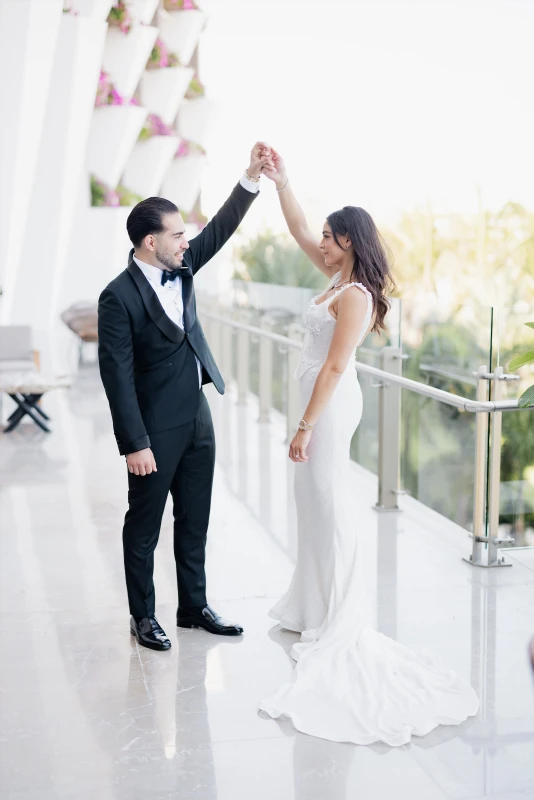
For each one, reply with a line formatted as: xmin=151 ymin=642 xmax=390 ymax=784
xmin=248 ymin=141 xmax=275 ymax=179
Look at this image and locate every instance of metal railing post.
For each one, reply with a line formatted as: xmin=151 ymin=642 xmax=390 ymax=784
xmin=209 ymin=316 xmax=221 ymax=366
xmin=464 ymin=365 xmax=512 ymax=568
xmin=258 ymin=314 xmax=273 ymax=423
xmin=375 ymin=346 xmax=402 ymax=511
xmin=237 ymin=317 xmax=249 ymax=405
xmin=467 ymin=366 xmax=490 ymax=566
xmin=487 ymin=366 xmax=510 ymax=566
xmin=286 ymin=323 xmax=303 ymax=443
xmin=221 ymin=321 xmax=233 ymax=385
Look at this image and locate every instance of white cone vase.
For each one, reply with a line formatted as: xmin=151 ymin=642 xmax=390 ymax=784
xmin=157 ymin=8 xmax=206 ymax=66
xmin=129 ymin=0 xmax=160 ymax=24
xmin=140 ymin=66 xmax=194 ymax=125
xmin=87 ymin=104 xmax=147 ymax=187
xmin=161 ymin=153 xmax=207 ymax=213
xmin=102 ymin=23 xmax=158 ymax=98
xmin=70 ymin=0 xmax=114 ymax=22
xmin=178 ymin=96 xmax=215 ymax=151
xmin=122 ymin=135 xmax=180 ymax=198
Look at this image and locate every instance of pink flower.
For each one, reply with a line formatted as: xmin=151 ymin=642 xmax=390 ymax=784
xmin=175 ymin=140 xmax=190 ymax=158
xmin=149 ymin=113 xmax=173 ymax=136
xmin=104 ymin=189 xmax=120 ymax=207
xmin=110 ymin=87 xmax=125 ymax=105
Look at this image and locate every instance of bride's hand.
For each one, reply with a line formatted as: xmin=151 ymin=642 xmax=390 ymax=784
xmin=248 ymin=141 xmax=275 ymax=178
xmin=289 ymin=429 xmax=311 ymax=462
xmin=262 ymin=145 xmax=287 ymax=190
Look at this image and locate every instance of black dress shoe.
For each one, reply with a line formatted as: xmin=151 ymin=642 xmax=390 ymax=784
xmin=177 ymin=604 xmax=244 ymax=636
xmin=130 ymin=616 xmax=171 ymax=651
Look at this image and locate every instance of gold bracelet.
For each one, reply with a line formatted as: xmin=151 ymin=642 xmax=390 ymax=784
xmin=276 ymin=178 xmax=289 ymax=193
xmin=244 ymin=169 xmax=261 ymax=183
xmin=298 ymin=418 xmax=314 ymax=431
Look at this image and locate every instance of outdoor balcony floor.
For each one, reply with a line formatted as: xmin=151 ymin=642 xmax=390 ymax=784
xmin=0 ymin=363 xmax=533 ymax=800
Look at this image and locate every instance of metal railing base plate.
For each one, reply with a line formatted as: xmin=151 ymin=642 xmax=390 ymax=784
xmin=462 ymin=555 xmax=513 ymax=569
xmin=373 ymin=504 xmax=402 ymax=513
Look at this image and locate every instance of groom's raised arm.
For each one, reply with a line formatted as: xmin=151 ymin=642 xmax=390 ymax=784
xmin=187 ymin=142 xmax=273 ymax=275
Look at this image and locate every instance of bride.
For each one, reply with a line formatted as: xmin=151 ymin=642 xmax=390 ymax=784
xmin=258 ymin=147 xmax=479 ymax=747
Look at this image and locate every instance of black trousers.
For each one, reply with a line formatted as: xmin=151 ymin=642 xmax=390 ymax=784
xmin=122 ymin=392 xmax=215 ymax=619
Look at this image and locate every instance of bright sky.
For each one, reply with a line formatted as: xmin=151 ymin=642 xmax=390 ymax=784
xmin=197 ymin=0 xmax=534 ymax=238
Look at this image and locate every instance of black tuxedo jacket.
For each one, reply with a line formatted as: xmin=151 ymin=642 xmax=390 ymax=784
xmin=98 ymin=182 xmax=258 ymax=455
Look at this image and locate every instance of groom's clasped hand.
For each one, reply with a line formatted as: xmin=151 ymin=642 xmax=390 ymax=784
xmin=250 ymin=141 xmax=276 ymax=175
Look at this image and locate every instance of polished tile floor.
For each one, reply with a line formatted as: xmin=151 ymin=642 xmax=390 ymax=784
xmin=1 ymin=364 xmax=533 ymax=800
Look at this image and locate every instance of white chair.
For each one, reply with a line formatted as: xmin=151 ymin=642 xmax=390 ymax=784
xmin=0 ymin=326 xmax=37 ymax=372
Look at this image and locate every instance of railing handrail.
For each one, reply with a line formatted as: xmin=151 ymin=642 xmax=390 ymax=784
xmin=199 ymin=309 xmax=529 ymax=414
xmin=200 ymin=310 xmax=303 ymax=349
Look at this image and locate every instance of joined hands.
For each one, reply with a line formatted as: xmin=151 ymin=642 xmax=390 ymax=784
xmin=248 ymin=142 xmax=287 ymax=188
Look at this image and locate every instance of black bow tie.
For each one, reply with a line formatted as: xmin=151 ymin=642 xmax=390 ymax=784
xmin=161 ymin=265 xmax=192 ymax=286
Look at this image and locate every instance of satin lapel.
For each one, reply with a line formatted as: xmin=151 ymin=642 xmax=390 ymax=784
xmin=181 ymin=252 xmax=195 ymax=332
xmin=127 ymin=260 xmax=186 ymax=345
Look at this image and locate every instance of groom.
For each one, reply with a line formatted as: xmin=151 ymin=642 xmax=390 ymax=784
xmin=98 ymin=142 xmax=273 ymax=651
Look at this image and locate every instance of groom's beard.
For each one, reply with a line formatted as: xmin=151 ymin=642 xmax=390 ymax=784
xmin=156 ymin=248 xmax=182 ymax=272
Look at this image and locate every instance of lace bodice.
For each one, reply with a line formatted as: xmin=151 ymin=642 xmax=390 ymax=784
xmin=294 ymin=273 xmax=373 ymax=380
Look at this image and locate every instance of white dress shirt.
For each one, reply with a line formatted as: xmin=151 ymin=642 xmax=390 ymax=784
xmin=133 ymin=175 xmax=260 ymax=389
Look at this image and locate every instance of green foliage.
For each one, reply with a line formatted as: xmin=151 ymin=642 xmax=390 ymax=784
xmin=235 ymin=230 xmax=326 ymax=290
xmin=509 ymin=350 xmax=534 ymax=371
xmin=520 ymin=385 xmax=534 ymax=407
xmin=508 ymin=321 xmax=534 ymax=408
xmin=116 ymin=184 xmax=142 ymax=207
xmin=90 ymin=175 xmax=142 ymax=208
xmin=384 ymin=201 xmax=534 ymax=308
xmin=138 ymin=124 xmax=152 ymax=142
xmin=90 ymin=175 xmax=107 ymax=206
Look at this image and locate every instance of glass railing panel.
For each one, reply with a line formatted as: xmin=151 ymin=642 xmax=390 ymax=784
xmin=399 ymin=298 xmax=494 ymax=395
xmin=397 ymin=300 xmax=494 ymax=530
xmin=400 ymin=392 xmax=479 ymax=529
xmin=492 ymin=304 xmax=534 ymax=548
xmin=350 ymin=298 xmax=401 ymax=475
xmin=350 ymin=350 xmax=380 ymax=475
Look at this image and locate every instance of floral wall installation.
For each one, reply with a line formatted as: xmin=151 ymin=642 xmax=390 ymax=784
xmin=91 ymin=175 xmax=142 ymax=207
xmin=164 ymin=0 xmax=201 ymax=10
xmin=175 ymin=139 xmax=206 ymax=159
xmin=107 ymin=1 xmax=133 ymax=34
xmin=146 ymin=38 xmax=180 ymax=70
xmin=95 ymin=70 xmax=139 ymax=107
xmin=139 ymin=113 xmax=175 ymax=141
xmin=185 ymin=75 xmax=205 ymax=99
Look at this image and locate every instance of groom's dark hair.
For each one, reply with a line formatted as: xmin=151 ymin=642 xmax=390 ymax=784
xmin=127 ymin=196 xmax=180 ymax=248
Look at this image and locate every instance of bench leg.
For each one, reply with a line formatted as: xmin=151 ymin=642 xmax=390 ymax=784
xmin=6 ymin=395 xmax=48 ymax=422
xmin=4 ymin=397 xmax=26 ymax=430
xmin=4 ymin=394 xmax=51 ymax=433
xmin=24 ymin=394 xmax=50 ymax=421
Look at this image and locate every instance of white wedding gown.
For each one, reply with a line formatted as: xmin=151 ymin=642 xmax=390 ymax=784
xmin=258 ymin=273 xmax=479 ymax=747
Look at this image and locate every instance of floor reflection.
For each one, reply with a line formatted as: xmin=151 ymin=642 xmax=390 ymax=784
xmin=1 ymin=368 xmax=533 ymax=799
xmin=376 ymin=511 xmax=400 ymax=640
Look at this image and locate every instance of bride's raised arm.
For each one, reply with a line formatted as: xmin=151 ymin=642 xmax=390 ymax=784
xmin=262 ymin=147 xmax=336 ymax=279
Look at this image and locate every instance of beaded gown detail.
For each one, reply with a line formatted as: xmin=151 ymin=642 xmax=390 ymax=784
xmin=258 ymin=273 xmax=479 ymax=746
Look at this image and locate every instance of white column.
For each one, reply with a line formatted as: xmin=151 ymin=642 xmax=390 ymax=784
xmin=0 ymin=0 xmax=63 ymax=323
xmin=7 ymin=13 xmax=108 ymax=369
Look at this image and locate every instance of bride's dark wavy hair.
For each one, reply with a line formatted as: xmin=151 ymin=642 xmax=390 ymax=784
xmin=326 ymin=206 xmax=395 ymax=333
